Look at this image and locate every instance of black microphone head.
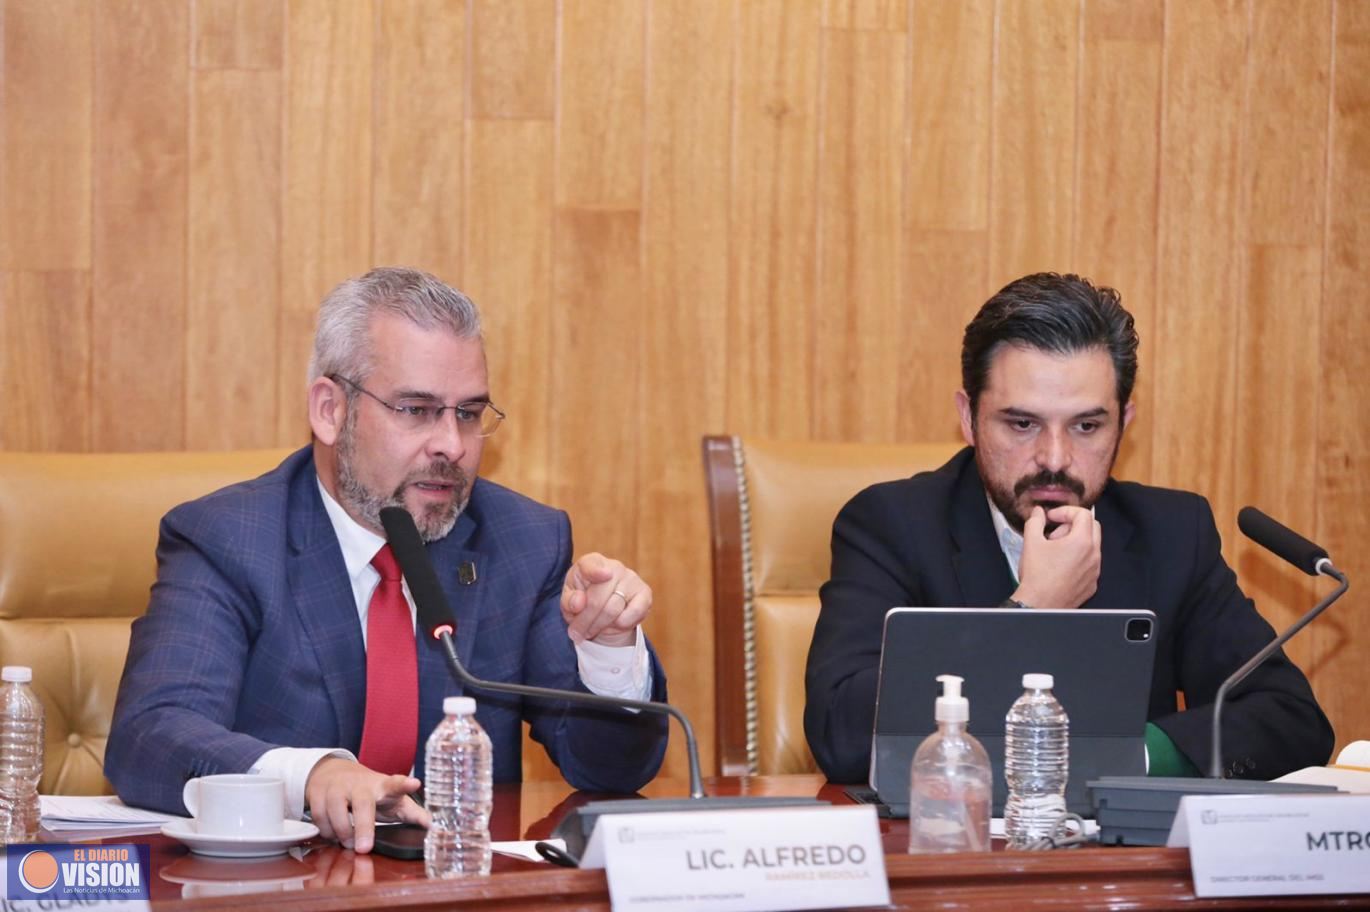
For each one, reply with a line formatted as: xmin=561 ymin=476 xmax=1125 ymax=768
xmin=379 ymin=506 xmax=457 ymax=637
xmin=1237 ymin=506 xmax=1328 ymax=576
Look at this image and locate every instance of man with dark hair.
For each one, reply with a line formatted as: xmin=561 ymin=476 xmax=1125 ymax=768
xmin=804 ymin=272 xmax=1333 ymax=784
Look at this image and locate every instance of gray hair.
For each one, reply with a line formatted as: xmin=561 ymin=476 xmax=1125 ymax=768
xmin=307 ymin=266 xmax=483 ymax=384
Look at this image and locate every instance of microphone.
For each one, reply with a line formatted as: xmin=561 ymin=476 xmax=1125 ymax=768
xmin=1209 ymin=508 xmax=1348 ymax=778
xmin=378 ymin=506 xmax=821 ymax=861
xmin=1237 ymin=506 xmax=1330 ymax=576
xmin=1090 ymin=507 xmax=1347 ymax=845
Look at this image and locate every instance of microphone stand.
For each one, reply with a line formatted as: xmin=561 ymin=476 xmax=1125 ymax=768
xmin=430 ymin=626 xmax=703 ymax=798
xmin=1091 ymin=557 xmax=1348 ymax=845
xmin=433 ymin=626 xmax=824 ymax=861
xmin=378 ymin=506 xmax=824 ymax=863
xmin=1209 ymin=561 xmax=1348 ymax=779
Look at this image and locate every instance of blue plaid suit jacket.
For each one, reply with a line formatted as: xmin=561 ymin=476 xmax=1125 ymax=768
xmin=106 ymin=447 xmax=668 ymax=814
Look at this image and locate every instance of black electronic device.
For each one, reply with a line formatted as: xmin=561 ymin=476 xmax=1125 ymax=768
xmin=870 ymin=607 xmax=1158 ymax=817
xmin=1088 ymin=777 xmax=1337 ymax=846
xmin=372 ymin=822 xmax=427 ymax=860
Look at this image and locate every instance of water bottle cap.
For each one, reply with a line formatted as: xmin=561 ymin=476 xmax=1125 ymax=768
xmin=934 ymin=674 xmax=969 ymax=722
xmin=1 ymin=666 xmax=32 ymax=683
xmin=443 ymin=696 xmax=476 ymax=716
xmin=1022 ymin=672 xmax=1054 ymax=690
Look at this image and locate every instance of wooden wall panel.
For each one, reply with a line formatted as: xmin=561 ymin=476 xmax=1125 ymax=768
xmin=814 ymin=28 xmax=905 ymax=442
xmin=187 ymin=70 xmax=281 ymax=449
xmin=1233 ymin=1 xmax=1331 ymax=663
xmin=901 ymin=0 xmax=992 ymax=442
xmin=3 ymin=0 xmax=1368 ymax=771
xmin=372 ymin=0 xmax=465 ymax=280
xmin=1074 ymin=0 xmax=1161 ymax=482
xmin=0 ymin=0 xmax=92 ymax=270
xmin=823 ymin=0 xmax=906 ymax=31
xmin=193 ymin=0 xmax=282 ymax=69
xmin=1245 ymin=0 xmax=1331 ymax=248
xmin=988 ymin=0 xmax=1078 ymax=286
xmin=0 ymin=272 xmax=90 ymax=451
xmin=640 ymin=0 xmax=734 ymax=780
xmin=907 ymin=0 xmax=992 ymax=232
xmin=278 ymin=0 xmax=373 ymax=442
xmin=91 ymin=0 xmax=189 ymax=452
xmin=1151 ymin=0 xmax=1247 ymax=551
xmin=555 ymin=0 xmax=644 ymax=209
xmin=726 ymin=0 xmax=820 ymax=438
xmin=548 ymin=210 xmax=642 ymax=568
xmin=1317 ymin=0 xmax=1370 ymax=755
xmin=469 ymin=0 xmax=555 ymax=120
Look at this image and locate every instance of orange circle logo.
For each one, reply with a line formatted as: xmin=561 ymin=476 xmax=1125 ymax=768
xmin=18 ymin=849 xmax=59 ymax=893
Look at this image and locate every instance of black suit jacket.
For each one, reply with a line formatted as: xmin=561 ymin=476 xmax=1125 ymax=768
xmin=804 ymin=447 xmax=1333 ymax=783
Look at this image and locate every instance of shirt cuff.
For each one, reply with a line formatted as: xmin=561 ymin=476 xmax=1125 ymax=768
xmin=575 ymin=626 xmax=652 ymax=702
xmin=251 ymin=747 xmax=356 ymax=820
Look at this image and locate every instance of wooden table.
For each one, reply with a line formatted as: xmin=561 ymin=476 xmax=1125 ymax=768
xmin=111 ymin=775 xmax=1369 ymax=910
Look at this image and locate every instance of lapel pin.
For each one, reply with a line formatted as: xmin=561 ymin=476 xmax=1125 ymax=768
xmin=458 ymin=561 xmax=477 ymax=586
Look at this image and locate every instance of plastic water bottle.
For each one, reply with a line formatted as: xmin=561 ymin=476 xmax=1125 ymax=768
xmin=1003 ymin=673 xmax=1069 ymax=850
xmin=424 ymin=696 xmax=492 ymax=878
xmin=0 ymin=666 xmax=45 ymax=844
xmin=908 ymin=674 xmax=991 ymax=853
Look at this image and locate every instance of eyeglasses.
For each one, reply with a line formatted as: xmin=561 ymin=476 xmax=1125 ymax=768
xmin=330 ymin=375 xmax=506 ymax=438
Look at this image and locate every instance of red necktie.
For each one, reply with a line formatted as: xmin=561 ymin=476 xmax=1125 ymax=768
xmin=357 ymin=544 xmax=418 ymax=775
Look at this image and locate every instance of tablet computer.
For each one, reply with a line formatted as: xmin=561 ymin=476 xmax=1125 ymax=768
xmin=869 ymin=607 xmax=1158 ymax=818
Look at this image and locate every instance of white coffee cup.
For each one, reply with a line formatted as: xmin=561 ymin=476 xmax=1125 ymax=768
xmin=182 ymin=774 xmax=287 ymax=837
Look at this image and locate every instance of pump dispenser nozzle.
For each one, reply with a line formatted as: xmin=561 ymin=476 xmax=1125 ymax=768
xmin=910 ymin=673 xmax=991 ymax=853
xmin=934 ymin=674 xmax=969 ymax=723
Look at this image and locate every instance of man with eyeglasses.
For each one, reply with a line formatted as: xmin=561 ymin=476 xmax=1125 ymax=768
xmin=107 ymin=267 xmax=668 ymax=853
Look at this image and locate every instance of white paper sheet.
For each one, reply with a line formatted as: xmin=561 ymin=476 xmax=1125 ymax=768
xmin=40 ymin=794 xmax=186 ymax=829
xmin=491 ymin=838 xmax=564 ymax=863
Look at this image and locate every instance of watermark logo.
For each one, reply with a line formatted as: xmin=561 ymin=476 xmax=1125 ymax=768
xmin=15 ymin=850 xmax=58 ymax=894
xmin=5 ymin=843 xmax=150 ymax=901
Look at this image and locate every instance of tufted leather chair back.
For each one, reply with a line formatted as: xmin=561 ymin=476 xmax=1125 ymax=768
xmin=703 ymin=436 xmax=962 ymax=776
xmin=0 ymin=449 xmax=293 ymax=794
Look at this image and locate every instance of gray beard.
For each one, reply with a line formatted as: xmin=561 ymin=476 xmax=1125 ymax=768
xmin=334 ymin=410 xmax=465 ymax=543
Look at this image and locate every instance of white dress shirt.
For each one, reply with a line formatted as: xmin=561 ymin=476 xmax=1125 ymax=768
xmin=252 ymin=478 xmax=651 ymax=819
xmin=987 ymin=496 xmax=1026 ymax=584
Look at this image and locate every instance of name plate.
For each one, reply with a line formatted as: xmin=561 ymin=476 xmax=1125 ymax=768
xmin=581 ymin=805 xmax=890 ymax=912
xmin=1168 ymin=793 xmax=1370 ymax=897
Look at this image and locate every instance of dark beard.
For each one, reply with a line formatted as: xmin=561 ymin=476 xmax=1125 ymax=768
xmin=976 ymin=433 xmax=1122 ymax=533
xmin=981 ymin=465 xmax=1088 ymax=534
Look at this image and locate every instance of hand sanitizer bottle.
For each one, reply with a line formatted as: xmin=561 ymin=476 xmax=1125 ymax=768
xmin=908 ymin=674 xmax=992 ymax=853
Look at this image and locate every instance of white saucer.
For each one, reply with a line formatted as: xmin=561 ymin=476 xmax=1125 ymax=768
xmin=161 ymin=818 xmax=319 ymax=858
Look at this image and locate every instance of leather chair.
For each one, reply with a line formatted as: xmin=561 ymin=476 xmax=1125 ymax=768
xmin=0 ymin=448 xmax=294 ymax=794
xmin=702 ymin=436 xmax=963 ymax=776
